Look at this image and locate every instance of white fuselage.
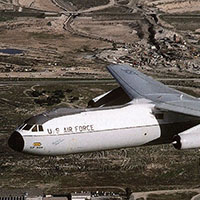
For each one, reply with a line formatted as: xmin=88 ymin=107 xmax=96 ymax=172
xmin=18 ymin=103 xmax=162 ymax=155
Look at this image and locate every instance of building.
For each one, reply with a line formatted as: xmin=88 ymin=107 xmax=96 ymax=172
xmin=71 ymin=192 xmax=91 ymax=200
xmin=0 ymin=189 xmax=43 ymax=200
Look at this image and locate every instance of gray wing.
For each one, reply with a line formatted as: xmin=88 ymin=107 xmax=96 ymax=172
xmin=107 ymin=64 xmax=200 ymax=117
xmin=155 ymin=100 xmax=200 ymax=118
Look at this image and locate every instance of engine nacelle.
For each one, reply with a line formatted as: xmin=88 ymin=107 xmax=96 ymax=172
xmin=173 ymin=124 xmax=200 ymax=150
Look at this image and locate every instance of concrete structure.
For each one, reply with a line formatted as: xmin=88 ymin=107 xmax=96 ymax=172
xmin=91 ymin=195 xmax=122 ymax=200
xmin=71 ymin=193 xmax=91 ymax=200
xmin=0 ymin=189 xmax=43 ymax=200
xmin=43 ymin=197 xmax=68 ymax=200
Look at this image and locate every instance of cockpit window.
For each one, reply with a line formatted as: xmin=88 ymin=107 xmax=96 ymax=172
xmin=31 ymin=125 xmax=44 ymax=132
xmin=23 ymin=124 xmax=33 ymax=131
xmin=39 ymin=125 xmax=44 ymax=132
xmin=32 ymin=125 xmax=38 ymax=132
xmin=18 ymin=123 xmax=25 ymax=130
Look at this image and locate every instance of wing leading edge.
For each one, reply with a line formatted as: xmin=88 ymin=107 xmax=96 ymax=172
xmin=107 ymin=64 xmax=200 ymax=118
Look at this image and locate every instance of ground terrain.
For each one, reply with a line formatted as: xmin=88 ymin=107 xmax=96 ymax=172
xmin=0 ymin=0 xmax=200 ymax=199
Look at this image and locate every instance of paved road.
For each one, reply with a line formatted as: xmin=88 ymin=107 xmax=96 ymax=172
xmin=64 ymin=185 xmax=126 ymax=192
xmin=157 ymin=78 xmax=200 ymax=82
xmin=0 ymin=79 xmax=116 ymax=86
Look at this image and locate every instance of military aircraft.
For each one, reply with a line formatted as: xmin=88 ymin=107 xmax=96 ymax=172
xmin=8 ymin=64 xmax=200 ymax=155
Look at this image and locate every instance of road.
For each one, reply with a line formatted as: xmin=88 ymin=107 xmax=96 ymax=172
xmin=157 ymin=78 xmax=200 ymax=82
xmin=51 ymin=0 xmax=121 ymax=44
xmin=132 ymin=188 xmax=200 ymax=200
xmin=63 ymin=186 xmax=126 ymax=192
xmin=80 ymin=0 xmax=115 ymax=13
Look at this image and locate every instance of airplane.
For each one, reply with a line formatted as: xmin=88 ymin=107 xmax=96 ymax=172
xmin=8 ymin=64 xmax=200 ymax=155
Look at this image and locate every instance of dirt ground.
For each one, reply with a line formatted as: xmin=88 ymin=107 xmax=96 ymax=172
xmin=71 ymin=18 xmax=140 ymax=44
xmin=0 ymin=14 xmax=111 ymax=78
xmin=0 ymin=0 xmax=200 ymax=194
xmin=144 ymin=0 xmax=200 ymax=13
xmin=13 ymin=0 xmax=62 ymax=12
xmin=0 ymin=0 xmax=199 ymax=79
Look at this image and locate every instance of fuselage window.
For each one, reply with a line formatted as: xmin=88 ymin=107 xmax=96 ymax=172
xmin=23 ymin=124 xmax=33 ymax=131
xmin=32 ymin=125 xmax=38 ymax=132
xmin=39 ymin=125 xmax=44 ymax=132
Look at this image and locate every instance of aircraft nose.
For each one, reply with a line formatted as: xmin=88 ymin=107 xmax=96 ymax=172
xmin=8 ymin=131 xmax=24 ymax=152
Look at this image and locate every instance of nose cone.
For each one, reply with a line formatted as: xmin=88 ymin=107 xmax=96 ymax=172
xmin=8 ymin=131 xmax=24 ymax=152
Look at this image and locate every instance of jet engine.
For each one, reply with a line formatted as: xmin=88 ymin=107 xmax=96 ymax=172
xmin=173 ymin=124 xmax=200 ymax=150
xmin=88 ymin=87 xmax=130 ymax=108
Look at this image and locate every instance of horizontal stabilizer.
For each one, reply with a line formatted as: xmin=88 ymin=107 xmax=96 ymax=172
xmin=156 ymin=100 xmax=200 ymax=118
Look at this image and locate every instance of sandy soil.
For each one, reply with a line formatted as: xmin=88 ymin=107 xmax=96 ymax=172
xmin=15 ymin=0 xmax=62 ymax=12
xmin=144 ymin=0 xmax=200 ymax=13
xmin=72 ymin=18 xmax=139 ymax=44
xmin=0 ymin=0 xmax=200 ymax=194
xmin=0 ymin=0 xmax=199 ymax=80
xmin=80 ymin=0 xmax=115 ymax=13
xmin=0 ymin=13 xmax=111 ymax=79
xmin=132 ymin=188 xmax=200 ymax=200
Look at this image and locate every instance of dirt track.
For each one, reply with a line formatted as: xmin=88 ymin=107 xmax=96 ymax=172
xmin=80 ymin=0 xmax=115 ymax=13
xmin=132 ymin=188 xmax=200 ymax=200
xmin=14 ymin=0 xmax=61 ymax=12
xmin=145 ymin=0 xmax=200 ymax=13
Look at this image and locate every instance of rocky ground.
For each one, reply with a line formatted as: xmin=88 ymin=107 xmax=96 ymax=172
xmin=0 ymin=0 xmax=199 ymax=79
xmin=0 ymin=0 xmax=200 ymax=197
